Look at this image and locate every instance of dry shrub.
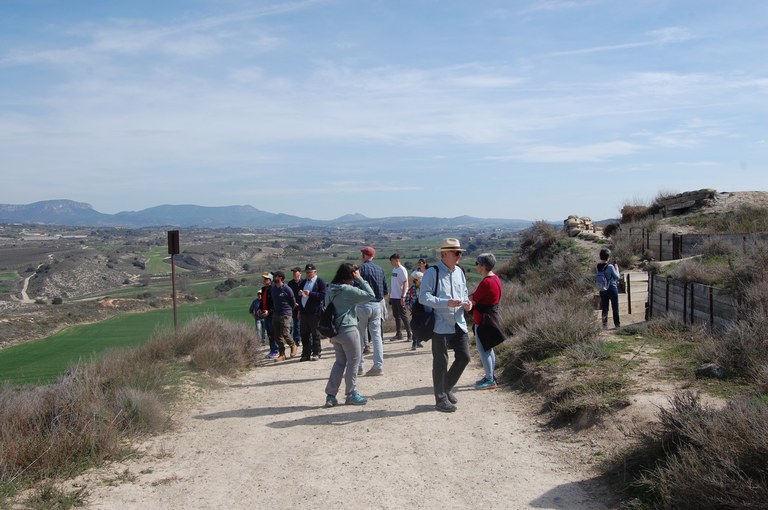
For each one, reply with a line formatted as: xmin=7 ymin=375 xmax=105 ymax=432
xmin=626 ymin=392 xmax=768 ymax=509
xmin=645 ymin=316 xmax=707 ymax=343
xmin=698 ymin=311 xmax=768 ymax=381
xmin=704 ymin=204 xmax=768 ymax=234
xmin=21 ymin=481 xmax=88 ymax=510
xmin=701 ymin=238 xmax=735 ymax=258
xmin=565 ymin=338 xmax=611 ymax=364
xmin=0 ymin=350 xmax=171 ymax=487
xmin=620 ymin=204 xmax=650 ymax=224
xmin=500 ymin=292 xmax=600 ymax=380
xmin=723 ymin=245 xmax=768 ymax=302
xmin=602 ymin=223 xmax=620 ymax=238
xmin=547 ymin=251 xmax=592 ymax=295
xmin=497 ymin=283 xmax=537 ymax=336
xmin=610 ymin=234 xmax=643 ymax=269
xmin=669 ymin=258 xmax=728 ymax=286
xmin=113 ymin=388 xmax=167 ymax=434
xmin=546 ymin=376 xmax=629 ymax=428
xmin=190 ymin=318 xmax=253 ymax=375
xmin=498 ymin=221 xmax=562 ymax=282
xmin=0 ymin=314 xmax=255 ymax=491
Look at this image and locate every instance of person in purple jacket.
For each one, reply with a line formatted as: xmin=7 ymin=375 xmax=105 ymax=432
xmin=270 ymin=271 xmax=298 ymax=361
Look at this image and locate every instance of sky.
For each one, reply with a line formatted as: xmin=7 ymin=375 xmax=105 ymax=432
xmin=1 ymin=0 xmax=766 ymax=222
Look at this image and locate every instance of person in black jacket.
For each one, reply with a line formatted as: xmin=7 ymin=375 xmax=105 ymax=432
xmin=297 ymin=263 xmax=327 ymax=361
xmin=287 ymin=267 xmax=303 ymax=347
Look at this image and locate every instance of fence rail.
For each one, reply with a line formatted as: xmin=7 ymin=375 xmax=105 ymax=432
xmin=615 ymin=229 xmax=768 ymax=261
xmin=648 ymin=274 xmax=738 ymax=330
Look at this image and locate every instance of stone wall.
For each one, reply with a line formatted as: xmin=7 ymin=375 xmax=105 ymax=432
xmin=658 ymin=188 xmax=717 ymax=217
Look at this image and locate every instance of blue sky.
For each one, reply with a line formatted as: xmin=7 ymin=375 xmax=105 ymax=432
xmin=1 ymin=1 xmax=766 ymax=222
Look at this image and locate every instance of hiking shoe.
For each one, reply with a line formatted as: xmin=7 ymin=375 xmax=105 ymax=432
xmin=446 ymin=391 xmax=458 ymax=404
xmin=325 ymin=395 xmax=338 ymax=407
xmin=410 ymin=344 xmax=417 ymax=351
xmin=363 ymin=346 xmax=371 ymax=354
xmin=310 ymin=355 xmax=319 ymax=361
xmin=416 ymin=342 xmax=424 ymax=348
xmin=475 ymin=377 xmax=498 ymax=390
xmin=366 ymin=367 xmax=384 ymax=377
xmin=265 ymin=352 xmax=278 ymax=359
xmin=392 ymin=334 xmax=403 ymax=341
xmin=345 ymin=391 xmax=367 ymax=405
xmin=435 ymin=398 xmax=457 ymax=413
xmin=289 ymin=344 xmax=298 ymax=358
xmin=274 ymin=353 xmax=286 ymax=362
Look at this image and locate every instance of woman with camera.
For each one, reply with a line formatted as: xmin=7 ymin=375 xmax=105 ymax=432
xmin=323 ymin=263 xmax=375 ymax=407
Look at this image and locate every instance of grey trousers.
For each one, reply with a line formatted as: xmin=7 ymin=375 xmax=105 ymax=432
xmin=432 ymin=328 xmax=471 ymax=403
xmin=324 ymin=329 xmax=362 ymax=397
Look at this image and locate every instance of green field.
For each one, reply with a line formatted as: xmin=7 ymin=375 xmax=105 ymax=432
xmin=0 ymin=294 xmax=259 ymax=386
xmin=0 ymin=235 xmax=518 ymax=386
xmin=0 ymin=270 xmax=19 ymax=295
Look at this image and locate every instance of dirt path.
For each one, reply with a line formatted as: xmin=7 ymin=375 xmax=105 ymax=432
xmin=80 ymin=338 xmax=614 ymax=510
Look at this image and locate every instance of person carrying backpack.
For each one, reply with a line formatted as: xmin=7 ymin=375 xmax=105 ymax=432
xmin=323 ymin=263 xmax=375 ymax=407
xmin=597 ymin=248 xmax=621 ymax=329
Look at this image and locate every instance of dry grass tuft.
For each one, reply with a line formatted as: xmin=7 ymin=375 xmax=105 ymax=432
xmin=0 ymin=314 xmax=257 ymax=499
xmin=614 ymin=391 xmax=768 ymax=509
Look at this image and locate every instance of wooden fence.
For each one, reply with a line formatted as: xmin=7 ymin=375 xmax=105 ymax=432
xmin=647 ymin=274 xmax=738 ymax=330
xmin=616 ymin=229 xmax=768 ymax=262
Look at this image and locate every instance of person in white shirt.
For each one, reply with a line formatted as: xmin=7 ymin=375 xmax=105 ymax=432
xmin=388 ymin=253 xmax=411 ymax=341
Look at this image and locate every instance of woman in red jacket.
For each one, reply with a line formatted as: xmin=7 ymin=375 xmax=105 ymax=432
xmin=470 ymin=253 xmax=502 ymax=390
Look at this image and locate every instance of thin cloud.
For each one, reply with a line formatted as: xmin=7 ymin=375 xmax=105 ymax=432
xmin=518 ymin=0 xmax=605 ymax=15
xmin=545 ymin=27 xmax=694 ymax=57
xmin=489 ymin=141 xmax=641 ymax=163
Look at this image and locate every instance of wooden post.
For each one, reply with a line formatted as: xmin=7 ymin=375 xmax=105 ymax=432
xmin=659 ymin=233 xmax=663 ymax=262
xmin=167 ymin=230 xmax=180 ymax=334
xmin=171 ymin=254 xmax=178 ymax=333
xmin=648 ymin=274 xmax=654 ymax=319
xmin=626 ymin=273 xmax=632 ymax=315
xmin=709 ymin=286 xmax=714 ymax=331
xmin=690 ymin=283 xmax=695 ymax=324
xmin=683 ymin=283 xmax=688 ymax=324
xmin=665 ymin=277 xmax=670 ymax=313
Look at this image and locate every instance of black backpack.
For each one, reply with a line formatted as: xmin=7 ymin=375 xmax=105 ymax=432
xmin=317 ymin=300 xmax=338 ymax=338
xmin=410 ymin=266 xmax=439 ymax=342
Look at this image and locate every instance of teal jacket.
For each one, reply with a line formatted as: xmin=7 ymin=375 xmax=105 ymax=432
xmin=324 ymin=277 xmax=375 ymax=334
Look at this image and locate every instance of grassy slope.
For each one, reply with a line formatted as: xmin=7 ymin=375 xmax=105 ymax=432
xmin=0 ymin=294 xmax=258 ymax=386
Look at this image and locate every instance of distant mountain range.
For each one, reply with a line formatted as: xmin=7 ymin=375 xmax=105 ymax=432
xmin=0 ymin=200 xmax=533 ymax=230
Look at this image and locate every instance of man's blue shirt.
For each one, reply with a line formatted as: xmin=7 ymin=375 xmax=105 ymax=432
xmin=418 ymin=260 xmax=469 ymax=334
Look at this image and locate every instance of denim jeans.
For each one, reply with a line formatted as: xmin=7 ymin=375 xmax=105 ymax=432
xmin=600 ymin=286 xmax=620 ymax=327
xmin=475 ymin=328 xmax=496 ymax=380
xmin=264 ymin=316 xmax=277 ymax=354
xmin=291 ymin=316 xmax=301 ymax=345
xmin=356 ymin=301 xmax=383 ymax=370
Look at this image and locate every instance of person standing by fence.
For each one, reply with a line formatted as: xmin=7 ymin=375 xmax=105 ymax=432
xmin=597 ymin=248 xmax=621 ymax=329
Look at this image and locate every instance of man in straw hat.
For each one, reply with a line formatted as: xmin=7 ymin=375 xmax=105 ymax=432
xmin=419 ymin=238 xmax=473 ymax=413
